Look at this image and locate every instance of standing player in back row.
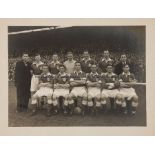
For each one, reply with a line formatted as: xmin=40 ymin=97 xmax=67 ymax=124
xmin=98 ymin=50 xmax=114 ymax=73
xmin=63 ymin=52 xmax=76 ymax=74
xmin=80 ymin=50 xmax=95 ymax=74
xmin=30 ymin=53 xmax=44 ymax=94
xmin=48 ymin=53 xmax=60 ymax=76
xmin=119 ymin=64 xmax=139 ymax=115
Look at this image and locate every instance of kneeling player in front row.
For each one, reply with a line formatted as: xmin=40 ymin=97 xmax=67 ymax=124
xmin=119 ymin=64 xmax=139 ymax=115
xmin=86 ymin=63 xmax=107 ymax=115
xmin=69 ymin=62 xmax=87 ymax=116
xmin=31 ymin=65 xmax=54 ymax=116
xmin=101 ymin=65 xmax=124 ymax=114
xmin=52 ymin=64 xmax=70 ymax=115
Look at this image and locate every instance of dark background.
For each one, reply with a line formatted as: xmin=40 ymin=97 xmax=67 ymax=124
xmin=8 ymin=26 xmax=145 ymax=57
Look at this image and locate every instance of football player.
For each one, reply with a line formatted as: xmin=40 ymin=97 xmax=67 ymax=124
xmin=101 ymin=65 xmax=124 ymax=114
xmin=53 ymin=64 xmax=70 ymax=115
xmin=30 ymin=53 xmax=44 ymax=94
xmin=119 ymin=64 xmax=139 ymax=115
xmin=63 ymin=52 xmax=76 ymax=74
xmin=48 ymin=53 xmax=60 ymax=75
xmin=86 ymin=63 xmax=107 ymax=115
xmin=98 ymin=50 xmax=114 ymax=73
xmin=80 ymin=50 xmax=95 ymax=74
xmin=68 ymin=61 xmax=87 ymax=116
xmin=31 ymin=64 xmax=54 ymax=116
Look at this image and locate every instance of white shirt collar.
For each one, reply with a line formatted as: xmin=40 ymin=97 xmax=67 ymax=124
xmin=122 ymin=72 xmax=131 ymax=75
xmin=58 ymin=72 xmax=67 ymax=76
xmin=51 ymin=61 xmax=59 ymax=64
xmin=102 ymin=58 xmax=112 ymax=62
xmin=90 ymin=72 xmax=98 ymax=75
xmin=105 ymin=72 xmax=115 ymax=76
xmin=42 ymin=72 xmax=51 ymax=76
xmin=74 ymin=70 xmax=82 ymax=74
xmin=83 ymin=57 xmax=91 ymax=61
xmin=33 ymin=61 xmax=43 ymax=65
xmin=67 ymin=59 xmax=75 ymax=62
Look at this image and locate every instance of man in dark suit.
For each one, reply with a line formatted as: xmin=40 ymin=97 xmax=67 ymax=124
xmin=14 ymin=53 xmax=32 ymax=112
xmin=114 ymin=54 xmax=134 ymax=75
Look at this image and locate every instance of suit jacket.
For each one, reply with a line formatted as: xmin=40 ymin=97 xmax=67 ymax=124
xmin=15 ymin=60 xmax=32 ymax=88
xmin=114 ymin=61 xmax=133 ymax=75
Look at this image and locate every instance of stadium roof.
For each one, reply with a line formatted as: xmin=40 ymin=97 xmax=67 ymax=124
xmin=8 ymin=26 xmax=57 ymax=33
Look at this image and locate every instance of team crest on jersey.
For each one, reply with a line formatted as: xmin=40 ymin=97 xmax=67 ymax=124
xmin=62 ymin=77 xmax=67 ymax=82
xmin=129 ymin=77 xmax=132 ymax=82
xmin=96 ymin=76 xmax=99 ymax=81
xmin=88 ymin=63 xmax=92 ymax=67
xmin=39 ymin=65 xmax=43 ymax=70
xmin=47 ymin=75 xmax=52 ymax=81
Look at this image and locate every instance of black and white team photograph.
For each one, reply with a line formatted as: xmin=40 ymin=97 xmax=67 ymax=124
xmin=8 ymin=26 xmax=146 ymax=127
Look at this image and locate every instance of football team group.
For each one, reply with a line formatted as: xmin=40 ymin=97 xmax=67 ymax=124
xmin=14 ymin=50 xmax=139 ymax=117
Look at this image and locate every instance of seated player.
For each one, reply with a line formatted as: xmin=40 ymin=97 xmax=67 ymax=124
xmin=101 ymin=65 xmax=123 ymax=113
xmin=119 ymin=64 xmax=139 ymax=115
xmin=31 ymin=64 xmax=54 ymax=116
xmin=68 ymin=61 xmax=87 ymax=116
xmin=53 ymin=64 xmax=70 ymax=115
xmin=86 ymin=63 xmax=107 ymax=115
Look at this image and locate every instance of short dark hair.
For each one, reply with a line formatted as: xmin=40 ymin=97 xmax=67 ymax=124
xmin=59 ymin=64 xmax=66 ymax=70
xmin=42 ymin=64 xmax=48 ymax=68
xmin=123 ymin=64 xmax=129 ymax=68
xmin=53 ymin=53 xmax=58 ymax=56
xmin=104 ymin=50 xmax=109 ymax=52
xmin=121 ymin=53 xmax=127 ymax=57
xmin=67 ymin=51 xmax=73 ymax=55
xmin=106 ymin=64 xmax=113 ymax=68
xmin=22 ymin=52 xmax=29 ymax=56
xmin=83 ymin=50 xmax=89 ymax=53
xmin=35 ymin=53 xmax=40 ymax=57
xmin=75 ymin=61 xmax=81 ymax=65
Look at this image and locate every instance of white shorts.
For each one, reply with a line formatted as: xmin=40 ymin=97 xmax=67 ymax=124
xmin=71 ymin=87 xmax=87 ymax=97
xmin=34 ymin=87 xmax=53 ymax=98
xmin=102 ymin=89 xmax=120 ymax=98
xmin=53 ymin=89 xmax=69 ymax=97
xmin=119 ymin=87 xmax=137 ymax=100
xmin=30 ymin=75 xmax=40 ymax=92
xmin=88 ymin=87 xmax=101 ymax=98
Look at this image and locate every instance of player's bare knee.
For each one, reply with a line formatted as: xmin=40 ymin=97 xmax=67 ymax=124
xmin=116 ymin=94 xmax=123 ymax=101
xmin=83 ymin=93 xmax=87 ymax=100
xmin=101 ymin=94 xmax=106 ymax=101
xmin=64 ymin=94 xmax=69 ymax=100
xmin=68 ymin=93 xmax=74 ymax=105
xmin=68 ymin=93 xmax=74 ymax=100
xmin=95 ymin=94 xmax=101 ymax=101
xmin=87 ymin=94 xmax=92 ymax=102
xmin=82 ymin=93 xmax=88 ymax=99
xmin=132 ymin=95 xmax=138 ymax=102
xmin=52 ymin=94 xmax=57 ymax=101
